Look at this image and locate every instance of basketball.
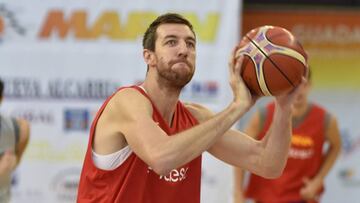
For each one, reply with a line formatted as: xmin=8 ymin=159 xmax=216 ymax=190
xmin=236 ymin=25 xmax=308 ymax=96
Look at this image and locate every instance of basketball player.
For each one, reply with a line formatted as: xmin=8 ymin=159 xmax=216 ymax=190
xmin=0 ymin=79 xmax=30 ymax=203
xmin=233 ymin=71 xmax=342 ymax=203
xmin=77 ymin=13 xmax=306 ymax=203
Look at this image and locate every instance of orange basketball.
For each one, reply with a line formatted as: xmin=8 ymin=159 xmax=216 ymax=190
xmin=236 ymin=25 xmax=308 ymax=96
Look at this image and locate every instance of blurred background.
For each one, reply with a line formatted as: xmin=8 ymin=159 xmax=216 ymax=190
xmin=0 ymin=0 xmax=359 ymax=202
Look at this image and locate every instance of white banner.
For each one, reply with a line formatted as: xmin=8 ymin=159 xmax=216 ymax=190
xmin=0 ymin=0 xmax=241 ymax=202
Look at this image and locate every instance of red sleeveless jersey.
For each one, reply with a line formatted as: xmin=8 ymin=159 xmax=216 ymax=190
xmin=77 ymin=86 xmax=202 ymax=203
xmin=246 ymin=102 xmax=329 ymax=203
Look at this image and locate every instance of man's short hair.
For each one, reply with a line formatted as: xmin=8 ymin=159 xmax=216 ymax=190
xmin=142 ymin=13 xmax=195 ymax=51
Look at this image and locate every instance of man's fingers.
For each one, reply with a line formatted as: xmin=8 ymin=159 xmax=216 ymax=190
xmin=302 ymin=176 xmax=310 ymax=184
xmin=234 ymin=55 xmax=244 ymax=77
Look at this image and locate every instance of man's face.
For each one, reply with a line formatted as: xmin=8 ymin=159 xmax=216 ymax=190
xmin=293 ymin=81 xmax=311 ymax=108
xmin=153 ymin=24 xmax=196 ymax=88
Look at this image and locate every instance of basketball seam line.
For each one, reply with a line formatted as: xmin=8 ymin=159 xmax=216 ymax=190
xmin=244 ymin=35 xmax=276 ymax=95
xmin=246 ymin=35 xmax=295 ymax=88
xmin=243 ymin=55 xmax=263 ymax=96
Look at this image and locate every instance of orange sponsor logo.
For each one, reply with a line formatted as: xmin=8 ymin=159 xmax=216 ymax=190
xmin=291 ymin=134 xmax=313 ymax=147
xmin=38 ymin=10 xmax=219 ymax=42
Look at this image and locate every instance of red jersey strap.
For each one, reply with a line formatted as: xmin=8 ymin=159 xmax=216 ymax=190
xmin=131 ymin=85 xmax=151 ymax=101
xmin=131 ymin=85 xmax=165 ymax=123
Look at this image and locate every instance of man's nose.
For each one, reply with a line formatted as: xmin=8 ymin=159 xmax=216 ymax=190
xmin=177 ymin=41 xmax=189 ymax=58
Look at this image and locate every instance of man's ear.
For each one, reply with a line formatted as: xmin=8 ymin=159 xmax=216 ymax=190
xmin=143 ymin=49 xmax=156 ymax=67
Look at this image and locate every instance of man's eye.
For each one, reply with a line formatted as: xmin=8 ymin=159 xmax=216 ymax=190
xmin=166 ymin=40 xmax=176 ymax=45
xmin=187 ymin=42 xmax=195 ymax=48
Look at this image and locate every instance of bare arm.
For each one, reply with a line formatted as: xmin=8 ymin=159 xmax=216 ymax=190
xmin=300 ymin=115 xmax=342 ymax=200
xmin=94 ymin=55 xmax=255 ymax=176
xmin=15 ymin=119 xmax=30 ymax=165
xmin=0 ymin=151 xmax=16 ymax=177
xmin=233 ymin=167 xmax=246 ymax=203
xmin=184 ymin=92 xmax=299 ymax=202
xmin=0 ymin=119 xmax=29 ymax=176
xmin=206 ymin=95 xmax=294 ymax=178
xmin=186 ymin=79 xmax=306 ymax=178
xmin=314 ymin=116 xmax=342 ymax=181
xmin=233 ymin=111 xmax=261 ymax=203
xmin=94 ymin=88 xmax=249 ymax=175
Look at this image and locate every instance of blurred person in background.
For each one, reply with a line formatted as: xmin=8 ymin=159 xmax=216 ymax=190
xmin=233 ymin=70 xmax=342 ymax=203
xmin=0 ymin=79 xmax=30 ymax=203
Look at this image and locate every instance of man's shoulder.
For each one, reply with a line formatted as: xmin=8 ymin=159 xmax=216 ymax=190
xmin=102 ymin=86 xmax=153 ymax=118
xmin=183 ymin=102 xmax=213 ymax=123
xmin=110 ymin=86 xmax=149 ymax=104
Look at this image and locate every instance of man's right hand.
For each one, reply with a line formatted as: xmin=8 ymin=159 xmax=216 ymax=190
xmin=228 ymin=48 xmax=257 ymax=111
xmin=275 ymin=77 xmax=307 ymax=110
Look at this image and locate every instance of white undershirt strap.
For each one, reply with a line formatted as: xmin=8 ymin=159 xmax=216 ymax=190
xmin=92 ymin=146 xmax=132 ymax=170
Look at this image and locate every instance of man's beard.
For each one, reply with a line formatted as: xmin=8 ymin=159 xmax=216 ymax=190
xmin=157 ymin=60 xmax=194 ymax=89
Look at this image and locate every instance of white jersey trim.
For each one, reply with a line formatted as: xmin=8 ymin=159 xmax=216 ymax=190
xmin=138 ymin=85 xmax=147 ymax=94
xmin=92 ymin=146 xmax=132 ymax=171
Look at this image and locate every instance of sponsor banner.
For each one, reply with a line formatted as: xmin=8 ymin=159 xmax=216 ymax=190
xmin=242 ymin=9 xmax=360 ymax=90
xmin=0 ymin=0 xmax=240 ymax=108
xmin=0 ymin=0 xmax=241 ymax=202
xmin=11 ymin=165 xmax=82 ymax=203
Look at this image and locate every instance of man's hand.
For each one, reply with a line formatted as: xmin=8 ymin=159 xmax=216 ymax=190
xmin=275 ymin=77 xmax=307 ymax=110
xmin=228 ymin=48 xmax=257 ymax=110
xmin=300 ymin=177 xmax=322 ymax=201
xmin=0 ymin=150 xmax=17 ymax=176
